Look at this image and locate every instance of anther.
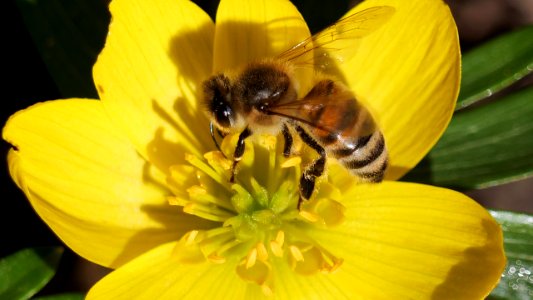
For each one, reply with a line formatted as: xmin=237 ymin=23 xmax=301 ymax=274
xmin=281 ymin=157 xmax=301 ymax=168
xmin=270 ymin=241 xmax=284 ymax=257
xmin=289 ymin=245 xmax=304 ymax=262
xmin=246 ymin=248 xmax=258 ymax=269
xmin=275 ymin=230 xmax=285 ymax=247
xmin=185 ymin=230 xmax=199 ymax=246
xmin=256 ymin=243 xmax=269 ymax=261
xmin=207 ymin=253 xmax=226 ymax=264
xmin=299 ymin=210 xmax=320 ymax=223
xmin=261 ymin=284 xmax=273 ymax=296
xmin=166 ymin=196 xmax=180 ymax=206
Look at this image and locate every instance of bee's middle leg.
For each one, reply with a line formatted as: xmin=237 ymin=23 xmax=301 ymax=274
xmin=295 ymin=125 xmax=326 ymax=209
xmin=230 ymin=128 xmax=252 ymax=183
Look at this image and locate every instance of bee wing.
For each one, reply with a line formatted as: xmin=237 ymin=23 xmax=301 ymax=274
xmin=277 ymin=6 xmax=395 ymax=72
xmin=268 ymin=88 xmax=364 ymax=135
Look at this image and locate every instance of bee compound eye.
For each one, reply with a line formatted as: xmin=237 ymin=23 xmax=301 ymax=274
xmin=203 ymin=74 xmax=234 ymax=129
xmin=214 ymin=101 xmax=233 ymax=128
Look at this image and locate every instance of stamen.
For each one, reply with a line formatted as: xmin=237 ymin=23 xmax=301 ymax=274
xmin=315 ymin=245 xmax=344 ymax=274
xmin=199 ymin=229 xmax=248 ymax=262
xmin=260 ymin=134 xmax=278 ymax=150
xmin=291 ymin=245 xmax=322 ymax=275
xmin=199 ymin=227 xmax=236 ymax=258
xmin=185 ymin=230 xmax=200 ymax=246
xmin=172 ymin=230 xmax=206 ymax=264
xmin=167 ymin=164 xmax=196 ymax=198
xmin=204 ymin=151 xmax=232 ymax=171
xmin=314 ymin=182 xmax=342 ymax=201
xmin=222 ymin=216 xmax=241 ymax=228
xmin=246 ymin=248 xmax=258 ymax=269
xmin=185 ymin=153 xmax=230 ymax=189
xmin=256 ymin=242 xmax=269 ymax=261
xmin=270 ymin=240 xmax=284 ymax=257
xmin=236 ymin=258 xmax=271 ymax=287
xmin=281 ymin=156 xmax=301 ymax=168
xmin=183 ymin=203 xmax=233 ymax=222
xmin=314 ymin=198 xmax=346 ymax=227
xmin=187 ymin=185 xmax=234 ymax=211
xmin=289 ymin=245 xmax=304 ymax=262
xmin=275 ymin=230 xmax=285 ymax=248
xmin=322 ymin=257 xmax=343 ymax=274
xmin=170 ymin=197 xmax=190 ymax=207
xmin=216 ymin=239 xmax=245 ymax=257
xmin=166 ymin=196 xmax=180 ymax=206
xmin=207 ymin=254 xmax=226 ymax=264
xmin=266 ymin=135 xmax=278 ymax=192
xmin=186 ymin=185 xmax=207 ymax=197
xmin=195 ymin=170 xmax=232 ymax=199
xmin=169 ymin=134 xmax=347 ymax=292
xmin=261 ymin=284 xmax=274 ymax=297
xmin=299 ymin=210 xmax=320 ymax=223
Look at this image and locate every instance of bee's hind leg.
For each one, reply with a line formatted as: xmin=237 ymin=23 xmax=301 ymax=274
xmin=294 ymin=125 xmax=326 ymax=209
xmin=230 ymin=127 xmax=252 ymax=183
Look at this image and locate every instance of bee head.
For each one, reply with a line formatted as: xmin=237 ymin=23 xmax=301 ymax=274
xmin=203 ymin=74 xmax=235 ymax=132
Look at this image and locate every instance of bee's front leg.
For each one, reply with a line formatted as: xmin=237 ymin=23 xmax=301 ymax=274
xmin=294 ymin=125 xmax=326 ymax=209
xmin=282 ymin=124 xmax=293 ymax=157
xmin=230 ymin=127 xmax=252 ymax=183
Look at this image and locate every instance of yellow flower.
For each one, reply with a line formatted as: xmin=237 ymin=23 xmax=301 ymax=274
xmin=3 ymin=0 xmax=505 ymax=299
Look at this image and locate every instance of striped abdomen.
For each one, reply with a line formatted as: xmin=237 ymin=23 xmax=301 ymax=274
xmin=331 ymin=130 xmax=388 ymax=182
xmin=303 ymin=81 xmax=388 ymax=182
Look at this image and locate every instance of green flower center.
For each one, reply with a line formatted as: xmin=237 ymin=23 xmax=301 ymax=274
xmin=166 ymin=134 xmax=345 ymax=293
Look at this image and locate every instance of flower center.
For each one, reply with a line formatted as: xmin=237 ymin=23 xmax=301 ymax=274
xmin=166 ymin=134 xmax=345 ymax=294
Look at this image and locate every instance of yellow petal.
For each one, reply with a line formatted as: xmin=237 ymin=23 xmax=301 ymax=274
xmin=3 ymin=99 xmax=214 ymax=268
xmin=93 ymin=0 xmax=215 ymax=173
xmin=88 ymin=241 xmax=362 ymax=299
xmin=213 ymin=0 xmax=310 ymax=72
xmin=86 ymin=242 xmax=256 ymax=299
xmin=269 ymin=261 xmax=349 ymax=299
xmin=306 ymin=181 xmax=505 ymax=299
xmin=341 ymin=0 xmax=460 ymax=179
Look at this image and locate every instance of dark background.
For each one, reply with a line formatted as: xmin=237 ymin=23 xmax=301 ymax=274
xmin=2 ymin=0 xmax=532 ymax=295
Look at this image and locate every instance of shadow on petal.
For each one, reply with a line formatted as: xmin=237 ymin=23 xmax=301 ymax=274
xmin=109 ymin=199 xmax=217 ymax=267
xmin=144 ymin=98 xmax=213 ymax=174
xmin=112 ymin=22 xmax=215 ymax=175
xmin=431 ymin=219 xmax=505 ymax=299
xmin=150 ymin=20 xmax=317 ymax=174
xmin=214 ymin=18 xmax=311 ymax=70
xmin=213 ymin=20 xmax=315 ymax=94
xmin=386 ymin=165 xmax=412 ymax=182
xmin=108 ymin=24 xmax=222 ymax=267
xmin=168 ymin=22 xmax=214 ymax=90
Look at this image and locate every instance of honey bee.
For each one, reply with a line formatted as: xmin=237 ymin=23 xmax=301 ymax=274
xmin=202 ymin=6 xmax=394 ymax=209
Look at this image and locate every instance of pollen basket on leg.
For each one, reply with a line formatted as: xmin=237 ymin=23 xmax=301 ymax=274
xmin=166 ymin=133 xmax=346 ymax=293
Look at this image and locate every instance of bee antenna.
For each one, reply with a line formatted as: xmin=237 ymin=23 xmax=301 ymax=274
xmin=210 ymin=122 xmax=227 ymax=158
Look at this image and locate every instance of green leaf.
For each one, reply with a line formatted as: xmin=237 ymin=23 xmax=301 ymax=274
xmin=15 ymin=0 xmax=110 ymax=98
xmin=0 ymin=247 xmax=63 ymax=300
xmin=403 ymin=87 xmax=533 ymax=189
xmin=34 ymin=293 xmax=85 ymax=300
xmin=457 ymin=26 xmax=533 ymax=110
xmin=489 ymin=210 xmax=533 ymax=300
